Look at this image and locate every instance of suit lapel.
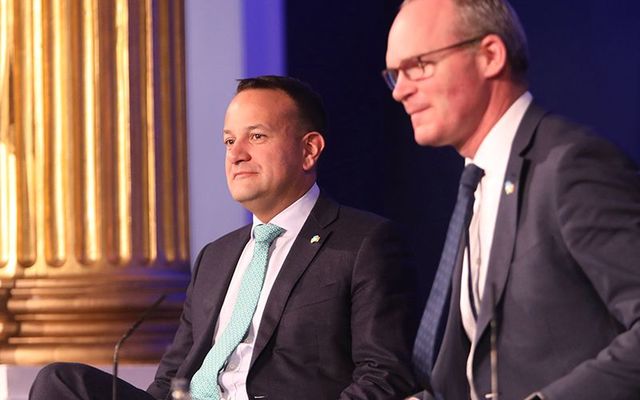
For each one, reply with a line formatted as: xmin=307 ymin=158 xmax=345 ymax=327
xmin=249 ymin=195 xmax=339 ymax=368
xmin=183 ymin=226 xmax=251 ymax=377
xmin=474 ymin=103 xmax=548 ymax=342
xmin=202 ymin=227 xmax=252 ymax=324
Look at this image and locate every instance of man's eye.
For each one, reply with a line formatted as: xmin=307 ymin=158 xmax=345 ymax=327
xmin=251 ymin=133 xmax=265 ymax=140
xmin=224 ymin=138 xmax=234 ymax=146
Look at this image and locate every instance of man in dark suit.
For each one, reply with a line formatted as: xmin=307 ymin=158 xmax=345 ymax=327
xmin=29 ymin=76 xmax=418 ymax=399
xmin=384 ymin=0 xmax=640 ymax=399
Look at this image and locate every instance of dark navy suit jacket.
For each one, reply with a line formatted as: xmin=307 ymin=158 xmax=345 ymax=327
xmin=431 ymin=103 xmax=640 ymax=399
xmin=147 ymin=194 xmax=419 ymax=399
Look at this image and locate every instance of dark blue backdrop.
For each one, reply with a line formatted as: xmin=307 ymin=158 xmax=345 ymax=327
xmin=285 ymin=1 xmax=640 ymax=296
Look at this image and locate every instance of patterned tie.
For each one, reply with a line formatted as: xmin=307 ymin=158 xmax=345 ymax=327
xmin=190 ymin=223 xmax=285 ymax=400
xmin=412 ymin=164 xmax=484 ymax=394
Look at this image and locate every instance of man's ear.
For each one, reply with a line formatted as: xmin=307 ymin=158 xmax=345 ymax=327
xmin=302 ymin=131 xmax=325 ymax=171
xmin=477 ymin=34 xmax=508 ymax=79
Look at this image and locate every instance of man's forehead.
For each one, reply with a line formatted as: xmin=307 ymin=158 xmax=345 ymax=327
xmin=387 ymin=0 xmax=458 ymax=63
xmin=224 ymin=90 xmax=299 ymax=133
xmin=227 ymin=89 xmax=295 ymax=116
xmin=232 ymin=88 xmax=291 ymax=105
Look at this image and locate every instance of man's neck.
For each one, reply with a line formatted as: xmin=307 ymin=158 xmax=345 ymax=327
xmin=458 ymin=82 xmax=528 ymax=159
xmin=249 ymin=180 xmax=317 ymax=223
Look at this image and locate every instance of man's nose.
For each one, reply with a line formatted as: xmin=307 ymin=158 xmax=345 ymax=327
xmin=391 ymin=72 xmax=416 ymax=103
xmin=227 ymin=140 xmax=250 ymax=164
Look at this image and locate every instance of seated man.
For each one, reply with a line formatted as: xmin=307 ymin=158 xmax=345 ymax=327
xmin=30 ymin=75 xmax=419 ymax=400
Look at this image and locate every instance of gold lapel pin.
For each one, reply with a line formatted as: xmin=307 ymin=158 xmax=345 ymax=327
xmin=504 ymin=180 xmax=515 ymax=195
xmin=310 ymin=235 xmax=320 ymax=244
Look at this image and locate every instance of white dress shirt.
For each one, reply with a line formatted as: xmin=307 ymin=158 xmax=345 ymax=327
xmin=460 ymin=92 xmax=533 ymax=400
xmin=215 ymin=184 xmax=320 ymax=400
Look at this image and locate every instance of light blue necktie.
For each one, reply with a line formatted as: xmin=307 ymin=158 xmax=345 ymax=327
xmin=412 ymin=164 xmax=484 ymax=398
xmin=190 ymin=223 xmax=285 ymax=400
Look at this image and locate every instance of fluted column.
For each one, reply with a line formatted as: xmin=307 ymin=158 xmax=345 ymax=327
xmin=0 ymin=0 xmax=190 ymax=364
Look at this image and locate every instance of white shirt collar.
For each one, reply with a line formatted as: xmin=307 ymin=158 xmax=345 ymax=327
xmin=251 ymin=183 xmax=320 ymax=239
xmin=466 ymin=91 xmax=533 ymax=173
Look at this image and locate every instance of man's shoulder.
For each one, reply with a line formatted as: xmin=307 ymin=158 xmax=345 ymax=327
xmin=315 ymin=194 xmax=391 ymax=228
xmin=524 ymin=108 xmax=635 ymax=168
xmin=325 ymin=202 xmax=405 ymax=245
xmin=336 ymin=203 xmax=390 ymax=225
xmin=198 ymin=224 xmax=251 ymax=255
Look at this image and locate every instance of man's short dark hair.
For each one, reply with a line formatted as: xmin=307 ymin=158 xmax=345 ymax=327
xmin=236 ymin=75 xmax=327 ymax=135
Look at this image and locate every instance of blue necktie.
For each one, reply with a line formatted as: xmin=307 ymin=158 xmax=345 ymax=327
xmin=413 ymin=164 xmax=484 ymax=394
xmin=190 ymin=223 xmax=285 ymax=400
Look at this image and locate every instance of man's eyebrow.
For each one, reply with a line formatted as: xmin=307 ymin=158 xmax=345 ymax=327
xmin=246 ymin=123 xmax=269 ymax=130
xmin=224 ymin=123 xmax=270 ymax=132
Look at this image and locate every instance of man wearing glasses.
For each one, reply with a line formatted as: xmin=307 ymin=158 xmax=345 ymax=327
xmin=384 ymin=0 xmax=640 ymax=399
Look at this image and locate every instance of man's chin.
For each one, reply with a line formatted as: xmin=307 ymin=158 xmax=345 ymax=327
xmin=229 ymin=189 xmax=259 ymax=205
xmin=413 ymin=127 xmax=438 ymax=147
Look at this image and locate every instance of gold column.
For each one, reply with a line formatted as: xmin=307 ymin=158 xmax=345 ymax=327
xmin=0 ymin=0 xmax=190 ymax=364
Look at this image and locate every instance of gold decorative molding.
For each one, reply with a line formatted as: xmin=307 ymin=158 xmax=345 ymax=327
xmin=0 ymin=0 xmax=190 ymax=364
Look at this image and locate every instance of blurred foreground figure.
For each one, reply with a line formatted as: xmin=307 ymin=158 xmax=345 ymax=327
xmin=384 ymin=0 xmax=640 ymax=399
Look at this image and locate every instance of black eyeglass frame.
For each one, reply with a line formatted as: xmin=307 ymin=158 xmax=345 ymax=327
xmin=382 ymin=36 xmax=486 ymax=90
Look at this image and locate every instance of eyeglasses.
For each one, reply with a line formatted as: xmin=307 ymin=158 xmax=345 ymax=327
xmin=382 ymin=36 xmax=485 ymax=90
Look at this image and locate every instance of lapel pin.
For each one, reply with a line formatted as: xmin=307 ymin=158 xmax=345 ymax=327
xmin=310 ymin=235 xmax=320 ymax=244
xmin=504 ymin=180 xmax=515 ymax=195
